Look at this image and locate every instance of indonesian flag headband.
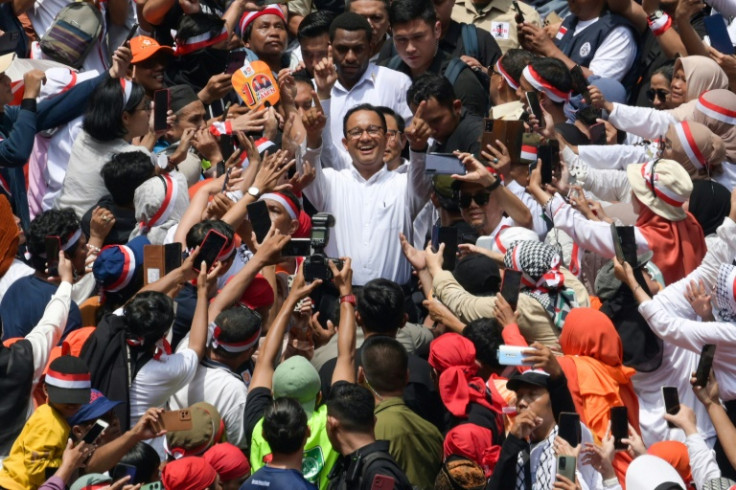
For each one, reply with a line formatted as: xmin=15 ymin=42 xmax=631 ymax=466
xmin=41 ymin=229 xmax=83 ymax=258
xmin=521 ymin=65 xmax=571 ymax=103
xmin=673 ymin=121 xmax=709 ymax=171
xmin=259 ymin=192 xmax=299 ymax=220
xmin=175 ymin=26 xmax=228 ymax=56
xmin=120 ymin=78 xmax=133 ymax=106
xmin=46 ymin=368 xmax=91 ymax=390
xmin=640 ymin=159 xmax=687 ymax=207
xmin=140 ymin=174 xmax=179 ymax=233
xmin=495 ymin=56 xmax=519 ymax=91
xmin=210 ymin=321 xmax=261 ymax=353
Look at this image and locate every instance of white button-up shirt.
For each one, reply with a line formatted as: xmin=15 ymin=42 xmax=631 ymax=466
xmin=299 ymin=144 xmax=431 ymax=286
xmin=321 ymin=63 xmax=414 ymax=170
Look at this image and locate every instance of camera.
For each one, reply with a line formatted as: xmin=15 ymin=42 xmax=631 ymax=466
xmin=303 ymin=213 xmax=344 ymax=282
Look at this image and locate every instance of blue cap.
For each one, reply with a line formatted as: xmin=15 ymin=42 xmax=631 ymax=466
xmin=68 ymin=389 xmax=122 ymax=426
xmin=93 ymin=235 xmax=150 ymax=292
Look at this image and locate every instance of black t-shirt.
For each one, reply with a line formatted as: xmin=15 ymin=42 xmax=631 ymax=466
xmin=430 ymin=109 xmax=484 ymax=156
xmin=243 ymin=386 xmax=274 ymax=452
xmin=81 ymin=195 xmax=137 ymax=246
xmin=172 ymin=283 xmax=197 ymax=350
xmin=440 ymin=21 xmax=502 ymax=70
xmin=328 ymin=440 xmax=413 ymax=490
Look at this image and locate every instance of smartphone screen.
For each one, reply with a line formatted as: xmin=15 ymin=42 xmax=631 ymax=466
xmin=247 ymin=201 xmax=272 ymax=244
xmin=425 ymin=153 xmax=466 ymax=176
xmin=705 ymin=14 xmax=734 ymax=55
xmin=558 ymin=412 xmax=581 ymax=447
xmin=45 ymin=236 xmax=61 ymax=276
xmin=556 ymin=455 xmax=576 ymax=483
xmin=220 ymin=134 xmax=235 ymax=162
xmin=438 ymin=226 xmax=458 ymax=270
xmin=610 ymin=406 xmax=628 ymax=450
xmin=112 ymin=463 xmax=137 ymax=484
xmin=282 ymin=238 xmax=312 ymax=257
xmin=193 ymin=230 xmax=227 ymax=272
xmin=538 ymin=144 xmax=554 ymax=184
xmin=123 ymin=22 xmax=139 ymax=45
xmin=695 ymin=344 xmax=716 ymax=387
xmin=225 ymin=50 xmax=247 ymax=74
xmin=610 ymin=224 xmax=626 ymax=265
xmin=662 ymin=386 xmax=680 ymax=428
xmin=83 ymin=419 xmax=109 ymax=444
xmin=525 ymin=91 xmax=545 ymax=129
xmin=164 ymin=243 xmax=182 ymax=273
xmin=501 ymin=269 xmax=522 ymax=310
xmin=153 ymin=89 xmax=169 ymax=132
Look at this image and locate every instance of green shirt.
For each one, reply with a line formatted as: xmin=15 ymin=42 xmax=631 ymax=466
xmin=250 ymin=404 xmax=339 ymax=490
xmin=374 ymin=397 xmax=444 ymax=490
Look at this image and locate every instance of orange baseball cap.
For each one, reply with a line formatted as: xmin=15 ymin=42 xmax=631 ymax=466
xmin=130 ymin=36 xmax=174 ymax=64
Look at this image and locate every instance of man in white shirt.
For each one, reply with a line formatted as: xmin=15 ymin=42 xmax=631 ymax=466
xmin=315 ymin=12 xmax=413 ymax=170
xmin=296 ymin=99 xmax=433 ymax=286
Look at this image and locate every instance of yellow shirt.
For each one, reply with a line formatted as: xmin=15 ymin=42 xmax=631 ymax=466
xmin=451 ymin=0 xmax=541 ymax=54
xmin=0 ymin=404 xmax=70 ymax=490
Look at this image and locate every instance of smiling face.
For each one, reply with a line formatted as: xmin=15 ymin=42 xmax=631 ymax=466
xmin=132 ymin=52 xmax=171 ymax=95
xmin=342 ymin=109 xmax=387 ymax=175
xmin=392 ymin=19 xmax=441 ymax=75
xmin=246 ymin=15 xmax=288 ymax=59
xmin=458 ymin=182 xmax=503 ymax=235
xmin=332 ymin=28 xmax=372 ymax=89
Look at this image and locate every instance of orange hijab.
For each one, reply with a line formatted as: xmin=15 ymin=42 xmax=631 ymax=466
xmin=648 ymin=441 xmax=694 ymax=489
xmin=636 ymin=206 xmax=706 ymax=286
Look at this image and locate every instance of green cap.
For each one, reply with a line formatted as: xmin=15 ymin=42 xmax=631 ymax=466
xmin=432 ymin=175 xmax=455 ymax=198
xmin=272 ymin=356 xmax=321 ymax=416
xmin=70 ymin=474 xmax=111 ymax=490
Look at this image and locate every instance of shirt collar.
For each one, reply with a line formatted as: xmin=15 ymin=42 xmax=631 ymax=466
xmin=334 ymin=63 xmax=379 ymax=94
xmin=350 ymin=163 xmax=389 ymax=183
xmin=374 ymin=396 xmax=406 ymax=413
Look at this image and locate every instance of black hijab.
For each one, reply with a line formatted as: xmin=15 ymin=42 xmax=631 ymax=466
xmin=689 ymin=179 xmax=731 ymax=236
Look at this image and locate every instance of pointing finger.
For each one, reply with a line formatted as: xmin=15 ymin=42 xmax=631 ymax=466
xmin=414 ymin=100 xmax=427 ymax=120
xmin=310 ymin=90 xmax=324 ymax=113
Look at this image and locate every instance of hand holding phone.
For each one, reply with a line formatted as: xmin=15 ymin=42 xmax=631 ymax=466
xmin=153 ymin=89 xmax=170 ymax=132
xmin=83 ymin=419 xmax=109 ymax=444
xmin=662 ymin=386 xmax=680 ymax=429
xmin=610 ymin=406 xmax=628 ymax=450
xmin=525 ymin=91 xmax=545 ymax=129
xmin=694 ymin=344 xmax=716 ymax=387
xmin=501 ymin=269 xmax=522 ymax=310
xmin=192 ymin=230 xmax=228 ymax=273
xmin=123 ymin=23 xmax=139 ymax=46
xmin=512 ymin=0 xmax=525 ymax=22
xmin=247 ymin=201 xmax=272 ymax=244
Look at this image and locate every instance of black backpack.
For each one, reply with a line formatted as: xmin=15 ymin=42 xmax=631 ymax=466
xmin=329 ymin=451 xmax=413 ymax=490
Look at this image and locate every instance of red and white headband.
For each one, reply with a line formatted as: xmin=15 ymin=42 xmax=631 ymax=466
xmin=175 ymin=27 xmax=228 ymax=56
xmin=46 ymin=368 xmax=91 ymax=390
xmin=696 ymin=94 xmax=736 ymax=125
xmin=238 ymin=6 xmax=285 ymax=38
xmin=217 ymin=235 xmax=237 ymax=261
xmin=140 ymin=174 xmax=179 ymax=231
xmin=495 ymin=57 xmax=519 ymax=91
xmin=640 ymin=160 xmax=686 ymax=207
xmin=673 ymin=121 xmax=708 ymax=170
xmin=259 ymin=192 xmax=298 ymax=220
xmin=521 ymin=65 xmax=571 ymax=103
xmin=103 ymin=244 xmax=136 ymax=293
xmin=62 ymin=229 xmax=83 ymax=251
xmin=520 ymin=144 xmax=537 ymax=162
xmin=120 ymin=78 xmax=133 ymax=106
xmin=211 ymin=323 xmax=261 ymax=353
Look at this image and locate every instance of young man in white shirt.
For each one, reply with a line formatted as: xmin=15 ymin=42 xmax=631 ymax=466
xmin=315 ymin=12 xmax=414 ymax=170
xmin=296 ymin=99 xmax=433 ymax=287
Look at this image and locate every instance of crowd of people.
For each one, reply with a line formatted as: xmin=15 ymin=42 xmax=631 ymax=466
xmin=1 ymin=0 xmax=736 ymax=487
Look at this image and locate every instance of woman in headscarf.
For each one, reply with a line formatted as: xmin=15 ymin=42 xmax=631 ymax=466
xmin=428 ymin=333 xmax=505 ymax=474
xmin=130 ymin=171 xmax=190 ymax=245
xmin=691 ymin=89 xmax=736 ymax=189
xmin=591 ymin=55 xmax=729 ymax=139
xmin=647 ymin=442 xmax=695 ymax=490
xmin=528 ymin=158 xmax=707 ymax=286
xmin=687 ymin=180 xmax=731 ymax=248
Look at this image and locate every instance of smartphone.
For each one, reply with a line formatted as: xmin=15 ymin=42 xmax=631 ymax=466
xmin=525 ymin=91 xmax=545 ymax=129
xmin=161 ymin=409 xmax=193 ymax=432
xmin=705 ymin=14 xmax=734 ymax=55
xmin=557 ymin=455 xmax=576 ymax=483
xmin=123 ymin=22 xmax=139 ymax=45
xmin=662 ymin=386 xmax=680 ymax=429
xmin=225 ymin=50 xmax=247 ymax=75
xmin=222 ymin=167 xmax=233 ymax=193
xmin=112 ymin=463 xmax=137 ymax=484
xmin=82 ymin=419 xmax=109 ymax=444
xmin=192 ymin=229 xmax=228 ymax=273
xmin=247 ymin=201 xmax=272 ymax=244
xmin=497 ymin=344 xmax=529 ymax=366
xmin=164 ymin=242 xmax=182 ymax=273
xmin=538 ymin=142 xmax=556 ymax=185
xmin=610 ymin=224 xmax=626 ymax=265
xmin=617 ymin=226 xmax=638 ymax=267
xmin=570 ymin=65 xmax=591 ymax=103
xmin=589 ymin=122 xmax=606 ymax=145
xmin=437 ymin=226 xmax=458 ymax=271
xmin=512 ymin=0 xmax=525 ymax=22
xmin=501 ymin=269 xmax=522 ymax=310
xmin=153 ymin=89 xmax=169 ymax=132
xmin=610 ymin=406 xmax=629 ymax=450
xmin=219 ymin=134 xmax=235 ymax=162
xmin=282 ymin=238 xmax=311 ymax=257
xmin=45 ymin=236 xmax=61 ymax=276
xmin=143 ymin=244 xmax=164 ymax=285
xmin=558 ymin=412 xmax=581 ymax=448
xmin=425 ymin=153 xmax=466 ymax=176
xmin=694 ymin=344 xmax=716 ymax=387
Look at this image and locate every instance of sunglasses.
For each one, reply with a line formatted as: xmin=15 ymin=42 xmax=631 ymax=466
xmin=646 ymin=88 xmax=669 ymax=102
xmin=458 ymin=191 xmax=491 ymax=208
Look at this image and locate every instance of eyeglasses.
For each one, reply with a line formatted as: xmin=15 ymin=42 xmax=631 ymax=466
xmin=646 ymin=88 xmax=669 ymax=102
xmin=346 ymin=125 xmax=384 ymax=140
xmin=386 ymin=130 xmax=402 ymax=140
xmin=458 ymin=191 xmax=491 ymax=208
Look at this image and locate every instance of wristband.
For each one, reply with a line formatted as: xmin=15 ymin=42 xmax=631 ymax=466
xmin=648 ymin=12 xmax=672 ymax=36
xmin=20 ymin=99 xmax=37 ymax=112
xmin=339 ymin=294 xmax=356 ymax=306
xmin=486 ymin=177 xmax=502 ymax=192
xmin=201 ymin=159 xmax=212 ymax=171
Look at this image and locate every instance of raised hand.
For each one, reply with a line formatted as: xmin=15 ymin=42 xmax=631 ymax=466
xmin=685 ymin=279 xmax=714 ymax=321
xmin=108 ymin=45 xmax=133 ymax=79
xmin=302 ymin=91 xmax=327 ymax=148
xmin=451 ymin=151 xmax=498 ymax=188
xmin=404 ymin=100 xmax=433 ymax=151
xmin=313 ymin=45 xmax=338 ymax=100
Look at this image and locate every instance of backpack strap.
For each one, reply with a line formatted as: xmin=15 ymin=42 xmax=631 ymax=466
xmin=460 ymin=23 xmax=479 ymax=60
xmin=387 ymin=54 xmax=403 ymax=71
xmin=444 ymin=57 xmax=469 ymax=85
